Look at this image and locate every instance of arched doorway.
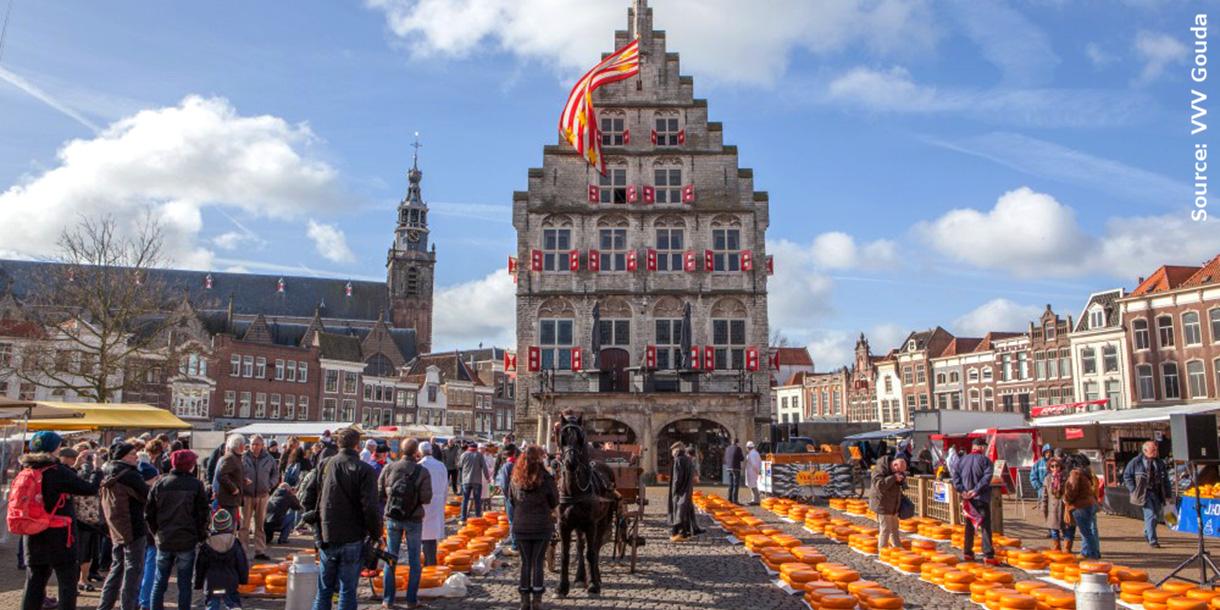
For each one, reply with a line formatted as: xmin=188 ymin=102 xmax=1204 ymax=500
xmin=656 ymin=418 xmax=731 ymax=482
xmin=583 ymin=417 xmax=637 ymax=448
xmin=598 ymin=348 xmax=630 ymax=392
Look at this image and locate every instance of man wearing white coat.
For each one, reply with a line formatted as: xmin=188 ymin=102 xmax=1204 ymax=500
xmin=417 ymin=441 xmax=450 ymax=566
xmin=744 ymin=441 xmax=763 ymax=505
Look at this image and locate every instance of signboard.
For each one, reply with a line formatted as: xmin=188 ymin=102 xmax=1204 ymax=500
xmin=1174 ymin=496 xmax=1220 ymax=538
xmin=1030 ymin=399 xmax=1109 ymax=418
xmin=1065 ymin=427 xmax=1085 ymax=440
xmin=933 ymin=481 xmax=948 ymax=503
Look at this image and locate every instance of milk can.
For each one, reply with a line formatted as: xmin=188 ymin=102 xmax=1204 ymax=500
xmin=1076 ymin=572 xmax=1116 ymax=610
xmin=285 ymin=553 xmax=319 ymax=610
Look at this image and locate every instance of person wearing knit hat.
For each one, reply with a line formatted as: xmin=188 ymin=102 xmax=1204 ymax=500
xmin=211 ymin=509 xmax=234 ymax=534
xmin=196 ymin=507 xmax=247 ymax=610
xmin=145 ymin=450 xmax=209 ymax=610
xmin=30 ymin=430 xmax=63 ymax=454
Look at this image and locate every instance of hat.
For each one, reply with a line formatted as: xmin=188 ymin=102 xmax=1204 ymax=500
xmin=670 ymin=441 xmax=685 ymax=452
xmin=419 ymin=441 xmax=432 ymax=455
xmin=30 ymin=431 xmax=63 ymax=454
xmin=170 ymin=449 xmax=197 ymax=472
xmin=58 ymin=446 xmax=78 ymax=459
xmin=268 ymin=440 xmax=278 ymax=448
xmin=111 ymin=442 xmax=136 ymax=461
xmin=365 ymin=439 xmax=377 ymax=448
xmin=746 ymin=441 xmax=755 ymax=449
xmin=1042 ymin=443 xmax=1052 ymax=453
xmin=211 ymin=508 xmax=234 ymax=533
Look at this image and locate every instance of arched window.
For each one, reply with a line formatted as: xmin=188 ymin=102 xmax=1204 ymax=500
xmin=710 ymin=215 xmax=742 ymax=272
xmin=1157 ymin=315 xmax=1175 ymax=348
xmin=653 ymin=156 xmax=683 ymax=203
xmin=538 ymin=298 xmax=576 ymax=370
xmin=1132 ymin=319 xmax=1150 ymax=350
xmin=540 ymin=215 xmax=573 ymax=272
xmin=654 ymin=216 xmax=685 ymax=271
xmin=1136 ymin=364 xmax=1155 ymax=400
xmin=1183 ymin=311 xmax=1202 ymax=345
xmin=1162 ymin=362 xmax=1181 ymax=399
xmin=983 ymin=387 xmax=994 ymax=410
xmin=711 ymin=297 xmax=748 ymax=369
xmin=596 ymin=215 xmax=630 ymax=272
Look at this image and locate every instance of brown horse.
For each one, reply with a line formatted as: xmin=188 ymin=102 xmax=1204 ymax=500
xmin=553 ymin=412 xmax=617 ymax=596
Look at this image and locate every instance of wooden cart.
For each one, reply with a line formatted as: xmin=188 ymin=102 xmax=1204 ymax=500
xmin=591 ymin=444 xmax=646 ymax=573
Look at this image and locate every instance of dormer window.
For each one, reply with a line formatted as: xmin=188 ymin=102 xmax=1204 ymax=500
xmin=907 ymin=340 xmax=917 ymax=352
xmin=1088 ymin=307 xmax=1105 ymax=329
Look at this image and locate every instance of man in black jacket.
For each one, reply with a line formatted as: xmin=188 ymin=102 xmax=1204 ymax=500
xmin=146 ymin=450 xmax=209 ymax=610
xmin=305 ymin=428 xmax=381 ymax=610
xmin=19 ymin=431 xmax=98 ymax=610
xmin=97 ymin=442 xmax=152 ymax=610
xmin=724 ymin=439 xmax=744 ymax=505
xmin=377 ymin=439 xmax=432 ymax=609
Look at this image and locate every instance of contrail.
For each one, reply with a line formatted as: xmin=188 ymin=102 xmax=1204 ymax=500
xmin=0 ymin=65 xmax=102 ymax=133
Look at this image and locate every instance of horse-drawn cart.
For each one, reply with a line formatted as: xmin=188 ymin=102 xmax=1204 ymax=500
xmin=590 ymin=444 xmax=646 ymax=573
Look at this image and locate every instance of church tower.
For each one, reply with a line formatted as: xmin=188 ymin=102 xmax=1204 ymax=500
xmin=387 ymin=139 xmax=436 ymax=353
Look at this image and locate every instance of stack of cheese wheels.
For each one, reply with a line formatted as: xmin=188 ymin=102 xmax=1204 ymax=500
xmin=845 ymin=499 xmax=869 ymax=515
xmin=849 ymin=534 xmax=879 ymax=555
xmin=1110 ymin=566 xmax=1149 ymax=585
xmin=899 ymin=519 xmax=919 ymax=533
xmin=443 ymin=549 xmax=475 ymax=573
xmin=1144 ymin=588 xmax=1181 ymax=610
xmin=831 ymin=526 xmax=855 ymax=544
xmin=910 ymin=539 xmax=937 ymax=556
xmin=772 ymin=534 xmax=803 ymax=549
xmin=920 ymin=562 xmax=952 ymax=585
xmin=828 ymin=498 xmax=848 ymax=512
xmin=999 ymin=592 xmax=1038 ymax=610
xmin=806 ymin=587 xmax=853 ymax=610
xmin=789 ymin=504 xmax=811 ymax=521
xmin=820 ymin=563 xmax=861 ymax=589
xmin=805 ymin=512 xmax=830 ymax=532
xmin=979 ymin=568 xmax=1015 ymax=587
xmin=897 ymin=552 xmax=926 ymax=574
xmin=1030 ymin=587 xmax=1075 ymax=610
xmin=760 ymin=497 xmax=782 ymax=512
xmin=1165 ymin=598 xmax=1211 ymax=610
xmin=779 ymin=562 xmax=821 ymax=590
xmin=761 ymin=547 xmax=798 ymax=572
xmin=1078 ymin=561 xmax=1112 ymax=576
xmin=1119 ymin=581 xmax=1157 ymax=604
xmin=971 ymin=580 xmax=998 ymax=604
xmin=370 ymin=575 xmax=407 ymax=596
xmin=928 ymin=551 xmax=958 ymax=565
xmin=942 ymin=568 xmax=975 ymax=594
xmin=760 ymin=526 xmax=782 ymax=537
xmin=466 ymin=538 xmax=495 ymax=559
xmin=792 ymin=546 xmax=828 ymax=567
xmin=264 ymin=573 xmax=288 ymax=597
xmin=985 ymin=588 xmax=1022 ymax=610
xmin=819 ymin=593 xmax=860 ymax=610
xmin=744 ymin=534 xmax=776 ymax=553
xmin=926 ymin=524 xmax=954 ymax=541
xmin=1061 ymin=563 xmax=1082 ymax=584
xmin=1009 ymin=549 xmax=1048 ymax=571
xmin=846 ymin=581 xmax=883 ymax=597
xmin=858 ymin=589 xmax=904 ymax=610
xmin=1185 ymin=589 xmax=1220 ymax=605
xmin=802 ymin=580 xmax=841 ymax=596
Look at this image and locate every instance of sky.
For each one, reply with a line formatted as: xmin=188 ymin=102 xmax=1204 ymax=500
xmin=1 ymin=0 xmax=1218 ymax=368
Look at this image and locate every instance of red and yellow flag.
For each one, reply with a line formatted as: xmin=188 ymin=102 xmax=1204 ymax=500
xmin=559 ymin=39 xmax=640 ymax=174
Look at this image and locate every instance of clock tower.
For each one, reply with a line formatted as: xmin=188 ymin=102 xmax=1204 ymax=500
xmin=387 ymin=139 xmax=436 ymax=353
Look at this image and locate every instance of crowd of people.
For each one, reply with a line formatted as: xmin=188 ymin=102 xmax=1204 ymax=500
xmin=14 ymin=427 xmax=568 ymax=610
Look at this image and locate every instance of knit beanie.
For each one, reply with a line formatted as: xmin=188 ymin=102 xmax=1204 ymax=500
xmin=111 ymin=442 xmax=136 ymax=461
xmin=211 ymin=508 xmax=234 ymax=533
xmin=30 ymin=431 xmax=63 ymax=454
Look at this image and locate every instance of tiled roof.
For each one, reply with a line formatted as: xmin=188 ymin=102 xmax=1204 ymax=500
xmin=774 ymin=347 xmax=813 ymax=366
xmin=403 ymin=351 xmax=482 ymax=385
xmin=785 ymin=371 xmax=810 ymax=385
xmin=1130 ymin=264 xmax=1202 ymax=296
xmin=1179 ymin=254 xmax=1220 ymax=289
xmin=1073 ymin=289 xmax=1124 ymax=333
xmin=938 ymin=337 xmax=982 ymax=357
xmin=974 ymin=331 xmax=1022 ymax=352
xmin=317 ymin=332 xmax=363 ymax=362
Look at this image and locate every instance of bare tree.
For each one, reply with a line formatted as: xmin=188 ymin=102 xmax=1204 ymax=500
xmin=769 ymin=328 xmax=793 ymax=348
xmin=2 ymin=214 xmax=185 ymax=402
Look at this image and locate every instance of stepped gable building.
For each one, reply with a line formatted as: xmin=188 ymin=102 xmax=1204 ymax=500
xmin=512 ymin=0 xmax=772 ymax=478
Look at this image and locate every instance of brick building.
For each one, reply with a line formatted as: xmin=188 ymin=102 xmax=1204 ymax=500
xmin=512 ymin=0 xmax=772 ymax=477
xmin=403 ymin=351 xmax=494 ymax=436
xmin=1070 ymin=289 xmax=1130 ymax=410
xmin=845 ymin=334 xmax=879 ymax=422
xmin=895 ymin=327 xmax=955 ymax=419
xmin=874 ymin=353 xmax=904 ymax=427
xmin=464 ymin=347 xmax=517 ymax=439
xmin=803 ymin=370 xmax=848 ymax=419
xmin=1029 ymin=305 xmax=1075 ymax=408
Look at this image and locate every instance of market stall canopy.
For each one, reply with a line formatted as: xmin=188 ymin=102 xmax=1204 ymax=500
xmin=1030 ymin=401 xmax=1220 ymax=427
xmin=368 ymin=424 xmax=455 ymax=438
xmin=842 ymin=428 xmax=912 ymax=441
xmin=0 ymin=397 xmax=85 ymax=420
xmin=229 ymin=421 xmax=359 ymax=441
xmin=26 ymin=402 xmax=191 ymax=430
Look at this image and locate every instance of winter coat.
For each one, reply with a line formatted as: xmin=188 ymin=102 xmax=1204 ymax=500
xmin=510 ymin=470 xmax=558 ymax=541
xmin=667 ymin=451 xmax=697 ymax=531
xmin=869 ymin=461 xmax=906 ymax=515
xmin=443 ymin=444 xmax=461 ymax=470
xmin=304 ymin=448 xmax=381 ymax=547
xmin=264 ymin=485 xmax=302 ymax=528
xmin=951 ymin=451 xmax=995 ymax=503
xmin=378 ymin=458 xmax=433 ymax=523
xmin=1030 ymin=458 xmax=1048 ymax=494
xmin=1043 ymin=468 xmax=1068 ymax=531
xmin=744 ymin=449 xmax=762 ymax=488
xmin=1123 ymin=454 xmax=1171 ymax=507
xmin=1063 ymin=467 xmax=1098 ymax=511
xmin=724 ymin=444 xmax=744 ymax=471
xmin=194 ymin=532 xmax=249 ymax=594
xmin=100 ymin=460 xmax=151 ymax=545
xmin=459 ymin=449 xmax=486 ymax=486
xmin=419 ymin=456 xmax=449 ymax=541
xmin=145 ymin=470 xmax=209 ymax=552
xmin=214 ymin=451 xmax=244 ymax=508
xmin=241 ymin=450 xmax=279 ymax=497
xmin=19 ymin=453 xmax=98 ymax=566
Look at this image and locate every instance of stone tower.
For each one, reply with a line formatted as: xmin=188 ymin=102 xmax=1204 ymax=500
xmin=512 ymin=0 xmax=772 ymax=477
xmin=387 ymin=142 xmax=436 ymax=353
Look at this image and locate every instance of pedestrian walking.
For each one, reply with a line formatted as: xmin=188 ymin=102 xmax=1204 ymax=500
xmin=458 ymin=442 xmax=487 ymax=521
xmin=951 ymin=437 xmax=997 ymax=564
xmin=1064 ymin=454 xmax=1101 ymax=559
xmin=495 ymin=444 xmax=520 ymax=556
xmin=724 ymin=439 xmax=744 ymax=505
xmin=193 ymin=509 xmax=248 ymax=610
xmin=241 ymin=435 xmax=279 ymax=559
xmin=417 ymin=441 xmax=449 ymax=567
xmin=377 ymin=439 xmax=431 ymax=610
xmin=1030 ymin=443 xmax=1052 ymax=507
xmin=97 ymin=442 xmax=152 ymax=610
xmin=1122 ymin=440 xmax=1171 ymax=548
xmin=1042 ymin=456 xmax=1075 ymax=552
xmin=871 ymin=456 xmax=907 ymax=549
xmin=510 ymin=446 xmax=558 ymax=610
xmin=667 ymin=442 xmax=700 ymax=541
xmin=444 ymin=441 xmax=461 ymax=495
xmin=744 ymin=441 xmax=762 ymax=505
xmin=146 ymin=450 xmax=209 ymax=610
xmin=304 ymin=428 xmax=381 ymax=610
xmin=16 ymin=431 xmax=98 ymax=610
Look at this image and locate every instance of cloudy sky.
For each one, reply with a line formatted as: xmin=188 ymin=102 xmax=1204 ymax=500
xmin=1 ymin=0 xmax=1216 ymax=366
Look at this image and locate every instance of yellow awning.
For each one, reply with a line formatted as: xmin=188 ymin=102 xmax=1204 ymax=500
xmin=27 ymin=402 xmax=192 ymax=431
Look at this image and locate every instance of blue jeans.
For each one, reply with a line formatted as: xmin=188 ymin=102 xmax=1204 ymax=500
xmin=139 ymin=542 xmax=157 ymax=608
xmin=384 ymin=519 xmax=423 ymax=605
xmin=151 ymin=548 xmax=196 ymax=610
xmin=461 ymin=484 xmax=482 ymax=521
xmin=205 ymin=591 xmax=240 ymax=610
xmin=504 ymin=497 xmax=517 ymax=550
xmin=1051 ymin=524 xmax=1077 ymax=543
xmin=1072 ymin=504 xmax=1101 ymax=559
xmin=1142 ymin=500 xmax=1162 ymax=544
xmin=311 ymin=540 xmax=363 ymax=610
xmin=728 ymin=469 xmax=742 ymax=504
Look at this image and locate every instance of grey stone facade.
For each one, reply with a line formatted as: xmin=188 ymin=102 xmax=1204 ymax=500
xmin=512 ymin=0 xmax=771 ymax=475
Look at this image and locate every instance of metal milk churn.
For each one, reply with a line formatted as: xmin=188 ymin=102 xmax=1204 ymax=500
xmin=285 ymin=553 xmax=319 ymax=610
xmin=1076 ymin=572 xmax=1116 ymax=610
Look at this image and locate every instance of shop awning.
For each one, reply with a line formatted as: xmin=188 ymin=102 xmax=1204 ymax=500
xmin=26 ymin=403 xmax=192 ymax=430
xmin=842 ymin=428 xmax=912 ymax=441
xmin=229 ymin=422 xmax=359 ymax=441
xmin=0 ymin=397 xmax=85 ymax=420
xmin=368 ymin=424 xmax=455 ymax=438
xmin=1030 ymin=401 xmax=1220 ymax=428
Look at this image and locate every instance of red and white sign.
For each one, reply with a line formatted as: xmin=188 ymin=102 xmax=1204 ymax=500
xmin=1064 ymin=427 xmax=1085 ymax=440
xmin=1029 ymin=399 xmax=1109 ymax=418
xmin=568 ymin=249 xmax=580 ymax=272
xmin=745 ymin=347 xmax=759 ymax=371
xmin=527 ymin=346 xmax=541 ymax=372
xmin=645 ymin=345 xmax=657 ymax=369
xmin=530 ymin=249 xmax=543 ymax=272
xmin=588 ymin=249 xmax=600 ymax=272
xmin=571 ymin=347 xmax=582 ymax=372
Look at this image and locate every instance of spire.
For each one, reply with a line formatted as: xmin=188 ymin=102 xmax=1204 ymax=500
xmin=410 ymin=131 xmax=422 ymax=174
xmin=629 ymin=0 xmax=651 ymax=41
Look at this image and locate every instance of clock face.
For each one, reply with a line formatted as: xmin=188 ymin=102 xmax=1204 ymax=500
xmin=407 ymin=229 xmax=421 ymax=243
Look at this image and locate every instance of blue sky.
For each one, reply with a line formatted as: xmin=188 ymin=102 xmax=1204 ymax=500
xmin=1 ymin=0 xmax=1217 ymax=366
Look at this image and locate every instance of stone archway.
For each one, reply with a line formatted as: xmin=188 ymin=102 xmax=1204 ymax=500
xmin=583 ymin=417 xmax=638 ymax=447
xmin=656 ymin=417 xmax=732 ymax=482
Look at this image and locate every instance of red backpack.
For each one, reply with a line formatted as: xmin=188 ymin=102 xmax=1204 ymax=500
xmin=6 ymin=465 xmax=71 ymax=536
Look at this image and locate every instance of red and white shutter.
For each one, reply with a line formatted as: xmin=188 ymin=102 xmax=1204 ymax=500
xmin=646 ymin=248 xmax=658 ymax=272
xmin=683 ymin=250 xmax=697 ymax=273
xmin=678 ymin=129 xmax=686 ymax=144
xmin=588 ymin=184 xmax=599 ymax=204
xmin=623 ymin=129 xmax=630 ymax=145
xmin=689 ymin=345 xmax=702 ymax=370
xmin=504 ymin=351 xmax=517 ymax=372
xmin=626 ymin=249 xmax=638 ymax=271
xmin=507 ymin=256 xmax=518 ymax=275
xmin=588 ymin=249 xmax=601 ymax=272
xmin=527 ymin=346 xmax=541 ymax=372
xmin=571 ymin=347 xmax=582 ymax=372
xmin=745 ymin=347 xmax=759 ymax=372
xmin=642 ymin=185 xmax=655 ymax=204
xmin=766 ymin=255 xmax=774 ymax=276
xmin=741 ymin=249 xmax=754 ymax=271
xmin=530 ymin=249 xmax=543 ymax=272
xmin=645 ymin=345 xmax=657 ymax=369
xmin=682 ymin=183 xmax=696 ymax=204
xmin=703 ymin=346 xmax=716 ymax=371
xmin=626 ymin=184 xmax=638 ymax=203
xmin=704 ymin=249 xmax=714 ymax=272
xmin=568 ymin=249 xmax=580 ymax=272
xmin=768 ymin=351 xmax=781 ymax=371
xmin=650 ymin=129 xmax=657 ymax=144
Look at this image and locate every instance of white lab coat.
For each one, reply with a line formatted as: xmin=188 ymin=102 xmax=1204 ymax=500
xmin=419 ymin=455 xmax=449 ymax=541
xmin=744 ymin=449 xmax=762 ymax=488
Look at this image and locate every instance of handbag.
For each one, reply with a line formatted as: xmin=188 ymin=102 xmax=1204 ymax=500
xmin=898 ymin=496 xmax=916 ymax=520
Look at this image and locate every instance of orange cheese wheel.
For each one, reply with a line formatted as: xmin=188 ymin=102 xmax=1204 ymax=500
xmin=982 ymin=571 xmax=1016 ymax=584
xmin=945 ymin=582 xmax=972 ymax=593
xmin=1146 ymin=590 xmax=1181 ymax=604
xmin=972 ymin=581 xmax=999 ymax=595
xmin=1043 ymin=589 xmax=1076 ymax=609
xmin=1146 ymin=603 xmax=1168 ymax=610
xmin=265 ymin=574 xmax=287 ymax=588
xmin=1122 ymin=582 xmax=1157 ymax=595
xmin=944 ymin=570 xmax=974 ymax=584
xmin=264 ymin=584 xmax=286 ymax=597
xmin=1000 ymin=594 xmax=1038 ymax=610
xmin=1078 ymin=561 xmax=1113 ymax=574
xmin=1111 ymin=567 xmax=1149 ymax=582
xmin=1121 ymin=593 xmax=1148 ymax=604
xmin=1015 ymin=581 xmax=1045 ymax=594
xmin=1164 ymin=582 xmax=1200 ymax=594
xmin=246 ymin=573 xmax=265 ymax=586
xmin=419 ymin=575 xmax=446 ymax=589
xmin=829 ymin=570 xmax=861 ymax=584
xmin=1030 ymin=588 xmax=1063 ymax=602
xmin=1186 ymin=590 xmax=1220 ymax=602
xmin=1167 ymin=598 xmax=1208 ymax=610
xmin=807 ymin=588 xmax=848 ymax=604
xmin=784 ymin=569 xmax=820 ymax=584
xmin=973 ymin=593 xmax=990 ymax=604
xmin=803 ymin=580 xmax=838 ymax=593
xmin=864 ymin=596 xmax=904 ymax=610
xmin=1211 ymin=596 xmax=1220 ymax=610
xmin=820 ymin=594 xmax=859 ymax=609
xmin=847 ymin=581 xmax=883 ymax=595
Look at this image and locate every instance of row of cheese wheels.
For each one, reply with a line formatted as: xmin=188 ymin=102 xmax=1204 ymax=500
xmin=439 ymin=511 xmax=509 ymax=572
xmin=1118 ymin=580 xmax=1220 ymax=610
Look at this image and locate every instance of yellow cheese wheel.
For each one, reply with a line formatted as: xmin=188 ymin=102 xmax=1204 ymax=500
xmin=1146 ymin=590 xmax=1182 ymax=604
xmin=1043 ymin=589 xmax=1076 ymax=609
xmin=236 ymin=584 xmax=258 ymax=595
xmin=246 ymin=573 xmax=265 ymax=586
xmin=1146 ymin=603 xmax=1169 ymax=610
xmin=1111 ymin=567 xmax=1149 ymax=582
xmin=864 ymin=595 xmax=904 ymax=609
xmin=820 ymin=594 xmax=860 ymax=609
xmin=982 ymin=571 xmax=1016 ymax=584
xmin=1121 ymin=582 xmax=1157 ymax=595
xmin=1167 ymin=598 xmax=1209 ymax=610
xmin=972 ymin=581 xmax=998 ymax=595
xmin=944 ymin=570 xmax=974 ymax=584
xmin=1000 ymin=593 xmax=1038 ymax=610
xmin=265 ymin=574 xmax=287 ymax=588
xmin=1078 ymin=561 xmax=1113 ymax=574
xmin=1163 ymin=582 xmax=1199 ymax=594
xmin=1120 ymin=593 xmax=1146 ymax=604
xmin=784 ymin=568 xmax=820 ymax=584
xmin=987 ymin=588 xmax=1020 ymax=604
xmin=1015 ymin=581 xmax=1045 ymax=594
xmin=264 ymin=584 xmax=286 ymax=597
xmin=1211 ymin=596 xmax=1220 ymax=610
xmin=973 ymin=593 xmax=990 ymax=604
xmin=1187 ymin=591 xmax=1220 ymax=602
xmin=945 ymin=582 xmax=972 ymax=593
xmin=807 ymin=588 xmax=849 ymax=604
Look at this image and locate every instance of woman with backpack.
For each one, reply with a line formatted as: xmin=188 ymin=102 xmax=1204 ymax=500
xmin=73 ymin=446 xmax=105 ymax=592
xmin=15 ymin=431 xmax=99 ymax=610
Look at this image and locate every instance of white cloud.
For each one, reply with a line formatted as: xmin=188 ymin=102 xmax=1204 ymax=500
xmin=432 ymin=270 xmax=516 ymax=350
xmin=916 ymin=186 xmax=1220 ymax=280
xmin=802 ymin=323 xmax=909 ymax=370
xmin=365 ymin=0 xmax=938 ymax=86
xmin=945 ymin=0 xmax=1058 ymax=86
xmin=953 ymin=299 xmax=1042 ymax=336
xmin=1134 ymin=30 xmax=1187 ymax=85
xmin=306 ymin=220 xmax=356 ymax=263
xmin=1085 ymin=42 xmax=1116 ymax=67
xmin=766 ymin=239 xmax=837 ymax=342
xmin=212 ymin=231 xmax=252 ymax=251
xmin=810 ymin=232 xmax=897 ymax=270
xmin=0 ymin=95 xmax=343 ymax=269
